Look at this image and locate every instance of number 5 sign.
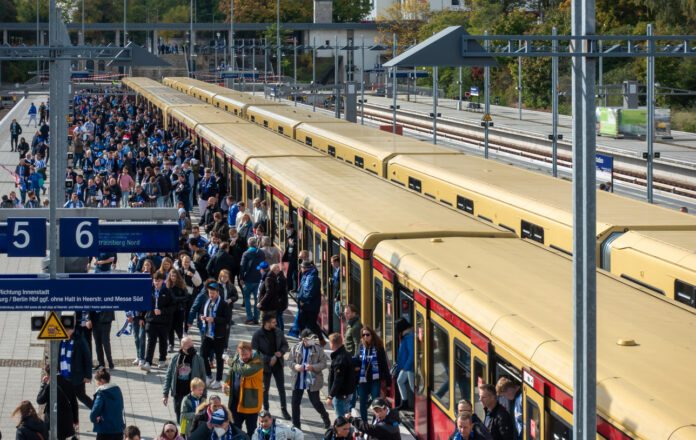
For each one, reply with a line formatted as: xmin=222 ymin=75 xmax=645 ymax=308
xmin=7 ymin=218 xmax=46 ymax=257
xmin=60 ymin=218 xmax=98 ymax=257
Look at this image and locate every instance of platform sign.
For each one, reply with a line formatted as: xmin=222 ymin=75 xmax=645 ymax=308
xmin=0 ymin=275 xmax=152 ymax=311
xmin=58 ymin=220 xmax=178 ymax=256
xmin=7 ymin=218 xmax=46 ymax=257
xmin=37 ymin=311 xmax=69 ymax=340
xmin=596 ymin=154 xmax=614 ymax=192
xmin=470 ymin=86 xmax=480 ymax=97
xmin=221 ymin=73 xmax=239 ymax=79
xmin=60 ymin=218 xmax=98 ymax=257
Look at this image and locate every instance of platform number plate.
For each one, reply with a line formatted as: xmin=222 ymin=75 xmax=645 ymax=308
xmin=60 ymin=218 xmax=99 ymax=257
xmin=7 ymin=218 xmax=46 ymax=257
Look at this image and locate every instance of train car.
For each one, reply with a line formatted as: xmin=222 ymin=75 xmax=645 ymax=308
xmin=242 ymin=156 xmax=513 ymax=335
xmin=602 ymin=230 xmax=696 ymax=306
xmin=296 ymin=122 xmax=456 ymax=176
xmin=245 ymin=105 xmax=347 ymax=138
xmin=162 ymin=76 xmax=199 ymax=94
xmin=167 ymin=106 xmax=239 ymax=138
xmin=388 ymin=153 xmax=696 ymax=304
xmin=122 ymin=77 xmax=172 ymax=105
xmin=371 ymin=237 xmax=696 ymax=440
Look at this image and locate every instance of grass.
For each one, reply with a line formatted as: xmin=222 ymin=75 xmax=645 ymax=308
xmin=671 ymin=108 xmax=696 ymax=133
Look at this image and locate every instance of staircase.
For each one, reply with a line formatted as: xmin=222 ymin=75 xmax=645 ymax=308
xmin=132 ymin=53 xmax=189 ymax=80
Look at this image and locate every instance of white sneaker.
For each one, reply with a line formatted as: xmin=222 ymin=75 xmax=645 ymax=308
xmin=206 ymin=376 xmax=213 ymax=386
xmin=132 ymin=359 xmax=140 ymax=365
xmin=210 ymin=380 xmax=221 ymax=390
xmin=140 ymin=362 xmax=151 ymax=373
xmin=138 ymin=360 xmax=144 ymax=366
xmin=158 ymin=360 xmax=166 ymax=369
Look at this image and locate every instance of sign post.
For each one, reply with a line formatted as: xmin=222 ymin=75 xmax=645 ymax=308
xmin=595 ymin=154 xmax=614 ymax=192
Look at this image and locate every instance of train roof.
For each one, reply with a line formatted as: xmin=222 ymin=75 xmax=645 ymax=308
xmin=246 ymin=105 xmax=348 ymax=127
xmin=168 ymin=106 xmax=240 ymax=129
xmin=245 ymin=156 xmax=512 ymax=248
xmin=372 ymin=237 xmax=696 ymax=440
xmin=195 ymin=123 xmax=322 ymax=165
xmin=612 ymin=229 xmax=696 ymax=271
xmin=389 ymin=153 xmax=696 ymax=236
xmin=161 ymin=76 xmax=200 ymax=93
xmin=123 ymin=77 xmax=169 ymax=95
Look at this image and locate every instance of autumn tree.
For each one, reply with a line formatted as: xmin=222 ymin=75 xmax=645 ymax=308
xmin=377 ymin=0 xmax=432 ymax=53
xmin=218 ymin=0 xmax=312 ymax=24
xmin=333 ymin=0 xmax=372 ymax=23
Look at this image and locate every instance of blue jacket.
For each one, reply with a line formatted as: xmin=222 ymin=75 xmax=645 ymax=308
xmin=90 ymin=383 xmax=125 ymax=434
xmin=187 ymin=291 xmax=208 ymax=327
xmin=228 ymin=204 xmax=239 ymax=227
xmin=396 ymin=332 xmax=415 ymax=373
xmin=240 ymin=248 xmax=265 ymax=283
xmin=297 ymin=267 xmax=321 ymax=313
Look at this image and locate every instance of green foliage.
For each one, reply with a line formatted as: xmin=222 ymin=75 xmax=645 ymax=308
xmin=332 ymin=0 xmax=371 ymax=23
xmin=0 ymin=0 xmax=17 ymax=22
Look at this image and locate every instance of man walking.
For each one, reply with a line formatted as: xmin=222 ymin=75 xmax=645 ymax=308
xmin=226 ymin=341 xmax=264 ymax=436
xmin=343 ymin=305 xmax=362 ymax=356
xmin=479 ymin=383 xmax=515 ymax=440
xmin=162 ymin=336 xmax=207 ymax=422
xmin=87 ymin=311 xmax=115 ymax=370
xmin=10 ymin=119 xmax=22 ymax=151
xmin=141 ymin=272 xmax=175 ymax=372
xmin=239 ymin=237 xmax=266 ymax=324
xmin=61 ymin=326 xmax=93 ymax=410
xmin=288 ymin=329 xmax=331 ymax=430
xmin=251 ymin=315 xmax=290 ymax=419
xmin=293 ymin=261 xmax=324 ymax=344
xmin=199 ymin=282 xmax=230 ymax=389
xmin=325 ymin=333 xmax=356 ymax=420
xmin=28 ymin=102 xmax=38 ymax=127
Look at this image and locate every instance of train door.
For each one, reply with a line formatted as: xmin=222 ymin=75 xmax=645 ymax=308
xmin=522 ymin=369 xmax=545 ymax=440
xmin=339 ymin=245 xmax=350 ymax=331
xmin=413 ymin=296 xmax=428 ymax=440
xmin=329 ymin=238 xmax=342 ymax=333
xmin=372 ymin=260 xmax=397 ymax=402
xmin=298 ymin=209 xmax=329 ymax=334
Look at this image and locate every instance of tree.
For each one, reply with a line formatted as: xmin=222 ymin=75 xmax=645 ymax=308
xmin=218 ymin=0 xmax=312 ymax=24
xmin=0 ymin=0 xmax=18 ymax=22
xmin=417 ymin=9 xmax=469 ymax=42
xmin=377 ymin=0 xmax=431 ymax=52
xmin=332 ymin=0 xmax=372 ymax=23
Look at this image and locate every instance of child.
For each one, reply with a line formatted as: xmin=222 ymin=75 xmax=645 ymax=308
xmin=180 ymin=377 xmax=206 ymax=437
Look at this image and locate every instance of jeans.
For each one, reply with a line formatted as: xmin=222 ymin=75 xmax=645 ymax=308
xmin=276 ymin=310 xmax=285 ymax=331
xmin=397 ymin=369 xmax=415 ymax=407
xmin=332 ymin=395 xmax=352 ymax=420
xmin=133 ymin=319 xmax=146 ymax=361
xmin=73 ymin=153 xmax=83 ymax=168
xmin=121 ymin=190 xmax=130 ymax=207
xmin=291 ymin=388 xmax=329 ymax=429
xmin=242 ymin=282 xmax=259 ymax=321
xmin=93 ymin=323 xmax=113 ymax=368
xmin=201 ymin=336 xmax=225 ymax=381
xmin=358 ymin=381 xmax=381 ymax=420
xmin=262 ymin=362 xmax=287 ymax=411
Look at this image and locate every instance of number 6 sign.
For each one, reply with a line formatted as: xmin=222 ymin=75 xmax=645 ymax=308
xmin=7 ymin=218 xmax=47 ymax=257
xmin=59 ymin=218 xmax=99 ymax=257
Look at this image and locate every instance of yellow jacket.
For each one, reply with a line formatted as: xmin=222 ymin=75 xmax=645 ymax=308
xmin=226 ymin=351 xmax=264 ymax=414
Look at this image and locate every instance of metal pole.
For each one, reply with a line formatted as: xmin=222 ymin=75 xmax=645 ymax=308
xmin=392 ymin=33 xmax=397 ymax=134
xmin=518 ymin=40 xmax=522 ymax=120
xmin=252 ymin=40 xmax=255 ymax=94
xmin=293 ymin=38 xmax=297 ymax=106
xmin=552 ymin=26 xmax=559 ymax=177
xmin=81 ymin=0 xmax=84 ymax=47
xmin=484 ymin=30 xmax=490 ymax=159
xmin=334 ymin=35 xmax=339 ymax=118
xmin=598 ymin=39 xmax=603 ymax=106
xmin=264 ymin=38 xmax=267 ymax=96
xmin=230 ymin=0 xmax=234 ymax=76
xmin=123 ymin=0 xmax=126 ymax=46
xmin=360 ymin=35 xmax=364 ymax=125
xmin=571 ymin=0 xmax=597 ymax=436
xmin=276 ymin=0 xmax=280 ymax=87
xmin=312 ymin=37 xmax=316 ymax=112
xmin=36 ymin=0 xmax=39 ymax=76
xmin=458 ymin=66 xmax=462 ymax=110
xmin=646 ymin=23 xmax=655 ymax=203
xmin=189 ymin=0 xmax=193 ymax=74
xmin=433 ymin=66 xmax=438 ymax=144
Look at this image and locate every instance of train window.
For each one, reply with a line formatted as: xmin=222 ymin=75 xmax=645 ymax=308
xmin=305 ymin=224 xmax=314 ymax=259
xmin=305 ymin=136 xmax=313 ymax=146
xmin=234 ymin=109 xmax=238 ymax=116
xmin=233 ymin=170 xmax=243 ymax=202
xmin=408 ymin=177 xmax=422 ymax=193
xmin=328 ymin=145 xmax=336 ymax=157
xmin=355 ymin=156 xmax=364 ymax=169
xmin=350 ymin=260 xmax=362 ymax=311
xmin=263 ymin=120 xmax=269 ymax=127
xmin=246 ymin=181 xmax=253 ymax=206
xmin=453 ymin=342 xmax=472 ymax=407
xmin=415 ymin=312 xmax=425 ymax=402
xmin=340 ymin=253 xmax=348 ymax=314
xmin=457 ymin=195 xmax=474 ymax=214
xmin=429 ymin=321 xmax=450 ymax=409
xmin=399 ymin=289 xmax=413 ymax=323
xmin=547 ymin=411 xmax=571 ymax=440
xmin=526 ymin=398 xmax=541 ymax=440
xmin=314 ymin=231 xmax=322 ymax=283
xmin=278 ymin=126 xmax=284 ymax=135
xmin=272 ymin=199 xmax=280 ymax=243
xmin=521 ymin=220 xmax=544 ymax=244
xmin=384 ymin=287 xmax=394 ymax=366
xmin=473 ymin=359 xmax=486 ymax=420
xmin=374 ymin=278 xmax=384 ymax=338
xmin=675 ymin=280 xmax=696 ymax=308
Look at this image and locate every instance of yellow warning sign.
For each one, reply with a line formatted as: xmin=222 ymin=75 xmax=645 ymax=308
xmin=37 ymin=312 xmax=69 ymax=340
xmin=482 ymin=113 xmax=493 ymax=122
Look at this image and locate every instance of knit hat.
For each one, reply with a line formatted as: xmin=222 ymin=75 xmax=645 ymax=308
xmin=178 ymin=208 xmax=186 ymax=217
xmin=300 ymin=260 xmax=314 ymax=269
xmin=257 ymin=261 xmax=269 ymax=271
xmin=210 ymin=408 xmax=228 ymax=425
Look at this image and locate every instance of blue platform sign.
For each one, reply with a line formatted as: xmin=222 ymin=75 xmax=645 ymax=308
xmin=7 ymin=218 xmax=46 ymax=257
xmin=60 ymin=218 xmax=99 ymax=257
xmin=0 ymin=275 xmax=151 ymax=311
xmin=470 ymin=86 xmax=480 ymax=97
xmin=221 ymin=73 xmax=239 ymax=79
xmin=595 ymin=153 xmax=614 ymax=173
xmin=97 ymin=223 xmax=179 ymax=254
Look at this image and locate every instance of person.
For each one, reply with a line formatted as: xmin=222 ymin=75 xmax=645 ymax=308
xmin=91 ymin=252 xmax=115 ymax=274
xmin=163 ymin=337 xmax=207 ymax=422
xmin=211 ymin=212 xmax=230 ymax=242
xmin=199 ymin=196 xmax=218 ymax=233
xmin=90 ymin=367 xmax=126 ymax=440
xmin=346 ymin=398 xmax=400 ymax=440
xmin=292 ymin=260 xmax=324 ymax=343
xmin=87 ymin=311 xmax=116 ymax=370
xmin=12 ymin=401 xmax=47 ymax=440
xmin=450 ymin=412 xmax=492 ymax=440
xmin=156 ymin=421 xmax=185 ymax=440
xmin=36 ymin=365 xmax=78 ymax=440
xmin=217 ymin=269 xmax=237 ymax=347
xmin=479 ymin=383 xmax=515 ymax=440
xmin=261 ymin=236 xmax=281 ymax=265
xmin=496 ymin=378 xmax=522 ymax=440
xmin=180 ymin=377 xmax=206 ymax=437
xmin=458 ymin=399 xmax=492 ymax=440
xmin=188 ymin=407 xmax=234 ymax=440
xmin=10 ymin=118 xmax=22 ymax=152
xmin=207 ymin=241 xmax=235 ymax=280
xmin=28 ymin=103 xmax=38 ymax=127
xmin=282 ymin=223 xmax=298 ymax=291
xmin=680 ymin=206 xmax=689 ymax=213
xmin=356 ymin=326 xmax=390 ymax=421
xmin=343 ymin=305 xmax=362 ymax=356
xmin=125 ymin=425 xmax=142 ymax=440
xmin=323 ymin=416 xmax=358 ymax=440
xmin=239 ymin=236 xmax=266 ymax=324
xmin=252 ymin=315 xmax=291 ymax=419
xmin=199 ymin=282 xmax=231 ymax=389
xmin=252 ymin=410 xmax=304 ymax=440
xmin=61 ymin=325 xmax=94 ymax=409
xmin=198 ymin=168 xmax=218 ymax=215
xmin=190 ymin=395 xmax=224 ymax=434
xmin=393 ymin=317 xmax=415 ymax=410
xmin=289 ymin=329 xmax=331 ymax=430
xmin=167 ymin=269 xmax=189 ymax=352
xmin=64 ymin=191 xmax=84 ymax=208
xmin=225 ymin=341 xmax=264 ymax=436
xmin=326 ymin=333 xmax=356 ymax=421
xmin=257 ymin=263 xmax=287 ymax=325
xmin=142 ymin=272 xmax=175 ymax=372
xmin=329 ymin=256 xmax=340 ymax=319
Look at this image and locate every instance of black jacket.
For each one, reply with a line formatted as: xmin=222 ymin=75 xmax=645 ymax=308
xmin=37 ymin=374 xmax=78 ymax=440
xmin=198 ymin=206 xmax=218 ymax=231
xmin=206 ymin=249 xmax=235 ymax=280
xmin=66 ymin=330 xmax=93 ymax=387
xmin=16 ymin=416 xmax=48 ymax=440
xmin=351 ymin=409 xmax=400 ymax=440
xmin=251 ymin=326 xmax=289 ymax=369
xmin=484 ymin=403 xmax=516 ymax=440
xmin=257 ymin=271 xmax=288 ymax=312
xmin=87 ymin=311 xmax=115 ymax=326
xmin=328 ymin=345 xmax=356 ymax=399
xmin=200 ymin=297 xmax=231 ymax=339
xmin=142 ymin=285 xmax=175 ymax=325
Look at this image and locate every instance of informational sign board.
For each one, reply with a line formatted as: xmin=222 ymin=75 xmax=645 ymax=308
xmin=37 ymin=311 xmax=69 ymax=340
xmin=470 ymin=86 xmax=480 ymax=97
xmin=6 ymin=218 xmax=46 ymax=257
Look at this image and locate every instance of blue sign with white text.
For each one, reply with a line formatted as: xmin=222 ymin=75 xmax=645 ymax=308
xmin=470 ymin=86 xmax=480 ymax=97
xmin=97 ymin=223 xmax=179 ymax=254
xmin=596 ymin=154 xmax=614 ymax=173
xmin=60 ymin=218 xmax=99 ymax=257
xmin=0 ymin=276 xmax=152 ymax=311
xmin=7 ymin=218 xmax=46 ymax=257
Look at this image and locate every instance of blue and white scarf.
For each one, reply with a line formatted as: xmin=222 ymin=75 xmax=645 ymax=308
xmin=359 ymin=345 xmax=380 ymax=383
xmin=60 ymin=339 xmax=74 ymax=379
xmin=210 ymin=424 xmax=234 ymax=440
xmin=116 ymin=313 xmax=132 ymax=337
xmin=297 ymin=346 xmax=311 ymax=390
xmin=255 ymin=421 xmax=277 ymax=440
xmin=207 ymin=243 xmax=218 ymax=256
xmin=201 ymin=296 xmax=220 ymax=338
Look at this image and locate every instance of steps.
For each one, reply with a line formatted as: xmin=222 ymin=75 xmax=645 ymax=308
xmin=132 ymin=53 xmax=188 ymax=80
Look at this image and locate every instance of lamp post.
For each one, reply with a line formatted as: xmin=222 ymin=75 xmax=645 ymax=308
xmin=216 ymin=32 xmax=220 ymax=80
xmin=36 ymin=0 xmax=39 ymax=77
xmin=276 ymin=0 xmax=280 ymax=88
xmin=123 ymin=0 xmax=126 ymax=46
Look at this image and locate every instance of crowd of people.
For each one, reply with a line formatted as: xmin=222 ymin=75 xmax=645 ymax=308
xmin=8 ymin=91 xmax=524 ymax=440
